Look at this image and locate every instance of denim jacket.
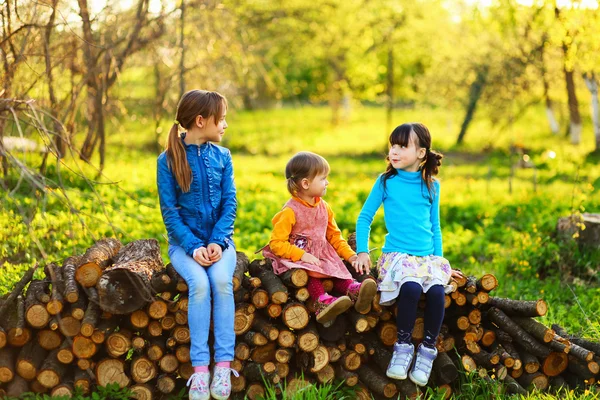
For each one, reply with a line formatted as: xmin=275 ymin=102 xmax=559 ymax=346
xmin=157 ymin=140 xmax=236 ymax=257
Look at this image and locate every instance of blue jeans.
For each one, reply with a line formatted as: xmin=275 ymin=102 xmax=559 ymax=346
xmin=168 ymin=244 xmax=236 ymax=366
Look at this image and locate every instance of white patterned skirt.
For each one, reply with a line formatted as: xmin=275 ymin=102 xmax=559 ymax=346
xmin=377 ymin=252 xmax=453 ymax=306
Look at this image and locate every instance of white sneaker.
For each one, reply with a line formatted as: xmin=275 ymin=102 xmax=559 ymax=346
xmin=210 ymin=365 xmax=240 ymax=400
xmin=187 ymin=371 xmax=210 ymax=400
xmin=386 ymin=342 xmax=414 ymax=380
xmin=409 ymin=344 xmax=438 ymax=386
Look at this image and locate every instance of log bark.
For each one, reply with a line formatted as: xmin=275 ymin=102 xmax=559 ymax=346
xmin=242 ymin=331 xmax=267 ymax=346
xmin=335 ymin=364 xmax=358 ymax=386
xmin=232 ymin=251 xmax=250 ymax=292
xmin=91 ymin=318 xmax=118 ymax=344
xmin=6 ymin=374 xmax=29 ymax=396
xmin=244 ymin=361 xmax=276 ymax=383
xmin=513 ymin=317 xmax=555 ymax=343
xmin=0 ymin=263 xmax=38 ymax=320
xmin=70 ymin=295 xmax=87 ymax=320
xmin=62 ymin=255 xmax=82 ymax=303
xmin=97 ymin=239 xmax=163 ymax=314
xmin=518 ymin=371 xmax=549 ymax=391
xmin=520 ymin=349 xmax=540 ymax=373
xmin=249 ymin=259 xmax=288 ymax=304
xmin=0 ymin=348 xmax=16 ymax=383
xmin=434 ymin=351 xmax=459 ymax=384
xmin=74 ymin=369 xmax=92 ymax=395
xmin=250 ymin=342 xmax=277 ymax=364
xmin=487 ymin=308 xmax=550 ymax=359
xmin=280 ymin=269 xmax=308 ymax=288
xmin=81 ymin=287 xmax=100 ymax=337
xmin=251 ymin=313 xmax=279 ymax=341
xmin=487 ymin=297 xmax=547 ymax=317
xmin=76 ymin=238 xmax=122 ymax=287
xmin=16 ymin=341 xmax=48 ymax=380
xmin=476 ymin=274 xmax=498 ymax=292
xmin=25 ymin=280 xmax=50 ymax=329
xmin=37 ymin=349 xmax=66 ymax=388
xmin=504 ymin=375 xmax=527 ymax=395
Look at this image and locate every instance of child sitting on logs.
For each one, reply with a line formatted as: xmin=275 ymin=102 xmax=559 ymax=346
xmin=262 ymin=151 xmax=377 ymax=325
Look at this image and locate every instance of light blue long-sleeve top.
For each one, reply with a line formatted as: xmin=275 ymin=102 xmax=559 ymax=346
xmin=356 ymin=169 xmax=442 ymax=257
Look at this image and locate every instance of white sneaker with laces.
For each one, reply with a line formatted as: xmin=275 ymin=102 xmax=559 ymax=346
xmin=386 ymin=342 xmax=415 ymax=380
xmin=186 ymin=371 xmax=210 ymax=400
xmin=409 ymin=343 xmax=438 ymax=386
xmin=210 ymin=365 xmax=240 ymax=400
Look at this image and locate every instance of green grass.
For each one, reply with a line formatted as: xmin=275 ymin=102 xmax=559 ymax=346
xmin=1 ymin=104 xmax=600 ymax=398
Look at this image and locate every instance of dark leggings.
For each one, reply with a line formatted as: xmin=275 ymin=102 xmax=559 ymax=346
xmin=396 ymin=281 xmax=445 ymax=348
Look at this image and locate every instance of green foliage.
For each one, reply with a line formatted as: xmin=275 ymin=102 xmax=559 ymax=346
xmin=261 ymin=376 xmax=357 ymax=400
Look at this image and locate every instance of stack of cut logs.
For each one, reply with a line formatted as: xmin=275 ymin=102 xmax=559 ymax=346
xmin=0 ymin=237 xmax=598 ymax=400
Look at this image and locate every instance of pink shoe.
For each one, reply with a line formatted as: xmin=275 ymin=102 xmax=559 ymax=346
xmin=315 ymin=294 xmax=352 ymax=325
xmin=347 ymin=279 xmax=377 ymax=313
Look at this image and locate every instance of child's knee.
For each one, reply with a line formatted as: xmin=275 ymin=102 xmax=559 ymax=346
xmin=400 ymin=281 xmax=423 ymax=298
xmin=187 ymin=276 xmax=210 ymax=300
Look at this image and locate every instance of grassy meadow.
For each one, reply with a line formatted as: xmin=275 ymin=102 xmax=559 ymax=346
xmin=1 ymin=104 xmax=600 ymax=399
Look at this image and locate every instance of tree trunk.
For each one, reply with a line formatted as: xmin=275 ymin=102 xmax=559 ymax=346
xmin=386 ymin=46 xmax=394 ymax=135
xmin=179 ymin=0 xmax=186 ymax=98
xmin=584 ymin=73 xmax=600 ymax=152
xmin=97 ymin=239 xmax=163 ymax=314
xmin=456 ymin=64 xmax=488 ymax=145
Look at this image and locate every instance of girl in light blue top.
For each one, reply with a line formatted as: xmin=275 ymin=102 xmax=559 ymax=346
xmin=354 ymin=123 xmax=463 ymax=387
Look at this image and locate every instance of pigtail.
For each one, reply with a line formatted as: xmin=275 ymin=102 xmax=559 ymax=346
xmin=421 ymin=149 xmax=443 ymax=195
xmin=166 ymin=121 xmax=192 ymax=192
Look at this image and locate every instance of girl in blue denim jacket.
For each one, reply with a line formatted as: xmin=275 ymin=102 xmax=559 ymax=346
xmin=157 ymin=90 xmax=237 ymax=400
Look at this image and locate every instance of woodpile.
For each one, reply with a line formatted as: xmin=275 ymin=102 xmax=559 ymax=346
xmin=0 ymin=236 xmax=598 ymax=399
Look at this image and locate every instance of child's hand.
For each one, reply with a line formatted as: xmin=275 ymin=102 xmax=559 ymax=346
xmin=301 ymin=252 xmax=321 ymax=266
xmin=207 ymin=243 xmax=223 ymax=263
xmin=450 ymin=269 xmax=465 ymax=280
xmin=353 ymin=252 xmax=371 ymax=275
xmin=193 ymin=247 xmax=213 ymax=267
